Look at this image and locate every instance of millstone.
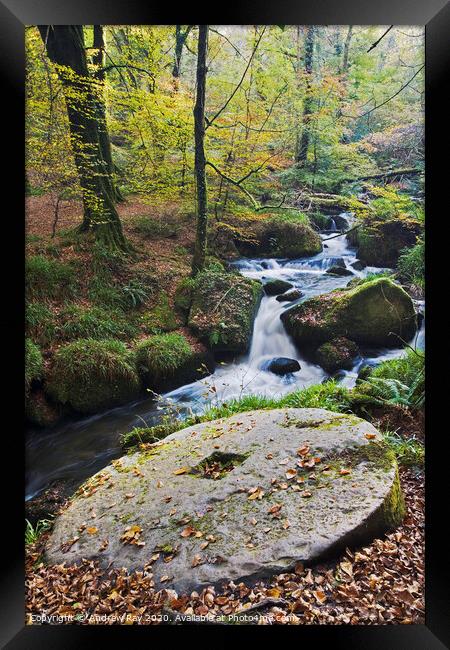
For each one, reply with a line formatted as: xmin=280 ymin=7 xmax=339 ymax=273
xmin=45 ymin=408 xmax=404 ymax=594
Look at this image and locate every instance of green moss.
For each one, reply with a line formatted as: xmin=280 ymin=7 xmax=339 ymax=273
xmin=25 ymin=338 xmax=44 ymax=395
xmin=282 ymin=278 xmax=417 ymax=347
xmin=135 ymin=333 xmax=191 ymax=381
xmin=235 ymin=217 xmax=322 ymax=259
xmin=26 ymin=255 xmax=77 ymax=301
xmin=351 ymin=216 xmax=422 ymax=267
xmin=382 ymin=466 xmax=405 ymax=528
xmin=59 ymin=305 xmax=139 ymax=342
xmin=315 ymin=338 xmax=359 ymax=373
xmin=46 ymin=339 xmax=141 ymax=414
xmin=140 ymin=294 xmax=180 ymax=334
xmin=174 ymin=277 xmax=196 ymax=316
xmin=188 ymin=271 xmax=263 ymax=353
xmin=26 ymin=390 xmax=59 ymax=427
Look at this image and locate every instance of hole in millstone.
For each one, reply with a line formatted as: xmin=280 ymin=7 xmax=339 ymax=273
xmin=189 ymin=451 xmax=250 ymax=480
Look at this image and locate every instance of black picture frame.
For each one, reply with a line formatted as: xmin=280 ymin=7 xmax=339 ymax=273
xmin=2 ymin=0 xmax=448 ymax=646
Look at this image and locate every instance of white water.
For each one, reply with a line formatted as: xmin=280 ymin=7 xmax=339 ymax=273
xmin=26 ymin=214 xmax=425 ymax=500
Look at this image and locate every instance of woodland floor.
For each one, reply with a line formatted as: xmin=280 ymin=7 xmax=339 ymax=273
xmin=25 ymin=466 xmax=424 ymax=625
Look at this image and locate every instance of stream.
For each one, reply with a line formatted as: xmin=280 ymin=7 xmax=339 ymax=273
xmin=26 ymin=215 xmax=425 ymax=501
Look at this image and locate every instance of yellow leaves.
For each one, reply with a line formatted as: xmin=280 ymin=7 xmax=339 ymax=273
xmin=266 ymin=587 xmax=281 ymax=598
xmin=340 ymin=561 xmax=353 ymax=578
xmin=60 ymin=536 xmax=79 ymax=553
xmin=313 ymin=590 xmax=327 ymax=604
xmin=86 ymin=526 xmax=98 ymax=535
xmin=120 ymin=525 xmax=145 ymax=547
xmin=268 ymin=504 xmax=282 ymax=520
xmin=285 ymin=468 xmax=297 ymax=480
xmin=173 ymin=467 xmax=190 ymax=475
xmin=248 ymin=486 xmax=265 ymax=500
xmin=297 ymin=445 xmax=310 ymax=456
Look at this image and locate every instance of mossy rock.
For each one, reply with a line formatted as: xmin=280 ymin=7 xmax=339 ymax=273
xmin=140 ymin=293 xmax=181 ymax=334
xmin=135 ymin=333 xmax=215 ymax=392
xmin=46 ymin=408 xmax=404 ymax=593
xmin=315 ymin=337 xmax=359 ymax=373
xmin=351 ymin=217 xmax=422 ymax=267
xmin=281 ymin=278 xmax=417 ymax=347
xmin=234 ymin=218 xmax=322 ymax=259
xmin=25 ymin=338 xmax=44 ymax=396
xmin=46 ymin=339 xmax=141 ymax=414
xmin=174 ymin=277 xmax=197 ymax=319
xmin=26 ymin=389 xmax=60 ymax=427
xmin=264 ymin=279 xmax=293 ymax=296
xmin=188 ymin=271 xmax=263 ymax=354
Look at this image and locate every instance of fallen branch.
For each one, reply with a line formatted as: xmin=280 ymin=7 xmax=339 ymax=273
xmin=341 ymin=168 xmax=423 ymax=184
xmin=322 ymin=224 xmax=361 ymax=241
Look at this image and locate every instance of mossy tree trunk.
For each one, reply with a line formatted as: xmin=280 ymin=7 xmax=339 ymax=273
xmin=191 ymin=25 xmax=209 ymax=276
xmin=92 ymin=25 xmax=124 ymax=203
xmin=296 ymin=26 xmax=315 ymax=167
xmin=38 ymin=25 xmax=128 ymax=251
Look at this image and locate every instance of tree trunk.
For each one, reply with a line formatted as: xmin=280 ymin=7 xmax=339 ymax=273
xmin=296 ymin=26 xmax=315 ymax=167
xmin=173 ymin=25 xmax=191 ymax=79
xmin=341 ymin=25 xmax=353 ymax=74
xmin=191 ymin=25 xmax=209 ymax=276
xmin=38 ymin=25 xmax=128 ymax=250
xmin=92 ymin=25 xmax=124 ymax=203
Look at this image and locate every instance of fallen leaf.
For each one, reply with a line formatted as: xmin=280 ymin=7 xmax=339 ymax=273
xmin=173 ymin=467 xmax=190 ymax=475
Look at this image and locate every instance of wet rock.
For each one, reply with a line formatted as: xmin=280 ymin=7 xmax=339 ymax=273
xmin=315 ymin=337 xmax=359 ymax=373
xmin=281 ymin=277 xmax=417 ymax=347
xmin=326 ymin=265 xmax=354 ymax=276
xmin=26 ymin=480 xmax=70 ymax=526
xmin=234 ymin=218 xmax=322 ymax=259
xmin=351 ymin=259 xmax=366 ymax=271
xmin=188 ymin=271 xmax=263 ymax=354
xmin=333 ymin=214 xmax=350 ymax=230
xmin=45 ymin=408 xmax=404 ymax=594
xmin=276 ymin=289 xmax=303 ymax=303
xmin=265 ymin=357 xmax=301 ymax=375
xmin=264 ymin=279 xmax=293 ymax=296
xmin=350 ymin=217 xmax=422 ymax=267
xmin=135 ymin=334 xmax=215 ymax=392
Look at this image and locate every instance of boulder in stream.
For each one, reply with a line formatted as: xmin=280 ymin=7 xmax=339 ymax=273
xmin=281 ymin=277 xmax=417 ymax=347
xmin=351 ymin=259 xmax=366 ymax=271
xmin=276 ymin=289 xmax=303 ymax=303
xmin=315 ymin=337 xmax=359 ymax=373
xmin=233 ymin=217 xmax=322 ymax=259
xmin=326 ymin=265 xmax=354 ymax=277
xmin=265 ymin=357 xmax=301 ymax=375
xmin=263 ymin=279 xmax=293 ymax=296
xmin=135 ymin=333 xmax=215 ymax=392
xmin=188 ymin=271 xmax=263 ymax=354
xmin=348 ymin=217 xmax=422 ymax=267
xmin=46 ymin=339 xmax=142 ymax=415
xmin=45 ymin=408 xmax=404 ymax=594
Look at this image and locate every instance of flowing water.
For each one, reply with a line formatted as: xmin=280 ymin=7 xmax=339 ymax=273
xmin=26 ymin=215 xmax=425 ymax=501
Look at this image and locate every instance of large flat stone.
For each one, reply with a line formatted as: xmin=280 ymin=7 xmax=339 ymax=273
xmin=45 ymin=408 xmax=404 ymax=594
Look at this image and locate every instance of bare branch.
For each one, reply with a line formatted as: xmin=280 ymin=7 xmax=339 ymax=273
xmin=367 ymin=26 xmax=393 ymax=53
xmin=343 ymin=65 xmax=424 ymax=119
xmin=206 ymin=27 xmax=266 ymax=129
